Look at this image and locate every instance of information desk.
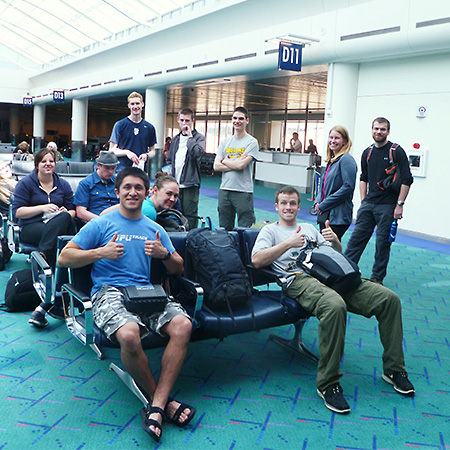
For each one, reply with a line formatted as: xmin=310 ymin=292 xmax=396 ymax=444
xmin=254 ymin=151 xmax=315 ymax=193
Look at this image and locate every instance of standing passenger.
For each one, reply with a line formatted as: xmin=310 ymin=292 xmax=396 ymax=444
xmin=109 ymin=92 xmax=156 ymax=172
xmin=167 ymin=108 xmax=205 ymax=229
xmin=344 ymin=117 xmax=413 ymax=284
xmin=314 ymin=126 xmax=357 ymax=241
xmin=290 ymin=132 xmax=302 ymax=152
xmin=213 ymin=106 xmax=259 ymax=230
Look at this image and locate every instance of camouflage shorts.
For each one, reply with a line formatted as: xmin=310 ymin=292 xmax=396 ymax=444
xmin=92 ymin=285 xmax=190 ymax=342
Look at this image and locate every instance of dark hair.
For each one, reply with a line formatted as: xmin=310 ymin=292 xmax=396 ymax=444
xmin=178 ymin=108 xmax=195 ymax=119
xmin=372 ymin=117 xmax=390 ymax=131
xmin=34 ymin=148 xmax=56 ymax=170
xmin=115 ymin=167 xmax=150 ymax=192
xmin=275 ymin=185 xmax=300 ymax=203
xmin=153 ymin=171 xmax=178 ymax=190
xmin=233 ymin=106 xmax=249 ymax=119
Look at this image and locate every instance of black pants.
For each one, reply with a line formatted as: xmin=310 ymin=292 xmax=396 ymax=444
xmin=20 ymin=211 xmax=76 ymax=267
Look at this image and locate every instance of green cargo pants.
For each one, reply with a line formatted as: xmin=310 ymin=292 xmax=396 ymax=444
xmin=287 ymin=276 xmax=406 ymax=391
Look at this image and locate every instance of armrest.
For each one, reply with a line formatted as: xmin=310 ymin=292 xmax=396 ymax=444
xmin=61 ymin=282 xmax=95 ymax=346
xmin=7 ymin=219 xmax=20 ymax=253
xmin=31 ymin=250 xmax=53 ymax=304
xmin=247 ymin=264 xmax=295 ymax=290
xmin=169 ymin=275 xmax=204 ymax=328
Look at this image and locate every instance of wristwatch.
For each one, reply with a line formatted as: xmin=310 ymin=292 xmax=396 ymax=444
xmin=397 ymin=201 xmax=405 ymax=206
xmin=162 ymin=251 xmax=171 ymax=261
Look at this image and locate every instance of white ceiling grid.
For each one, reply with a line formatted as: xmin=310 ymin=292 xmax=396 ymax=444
xmin=0 ymin=0 xmax=209 ymax=69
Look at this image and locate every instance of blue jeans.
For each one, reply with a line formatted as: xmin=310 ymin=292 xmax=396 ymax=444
xmin=344 ymin=201 xmax=395 ymax=281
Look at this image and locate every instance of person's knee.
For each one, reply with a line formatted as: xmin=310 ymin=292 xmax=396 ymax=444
xmin=115 ymin=322 xmax=142 ymax=352
xmin=318 ymin=292 xmax=347 ymax=322
xmin=165 ymin=315 xmax=192 ymax=342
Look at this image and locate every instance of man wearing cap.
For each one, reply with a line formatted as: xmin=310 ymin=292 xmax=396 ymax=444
xmin=74 ymin=151 xmax=120 ymax=222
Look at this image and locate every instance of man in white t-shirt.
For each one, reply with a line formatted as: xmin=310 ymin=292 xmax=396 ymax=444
xmin=167 ymin=108 xmax=205 ymax=229
xmin=213 ymin=106 xmax=259 ymax=230
xmin=290 ymin=132 xmax=302 ymax=152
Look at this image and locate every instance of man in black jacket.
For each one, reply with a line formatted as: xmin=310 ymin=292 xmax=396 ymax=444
xmin=167 ymin=108 xmax=205 ymax=229
xmin=345 ymin=117 xmax=413 ymax=284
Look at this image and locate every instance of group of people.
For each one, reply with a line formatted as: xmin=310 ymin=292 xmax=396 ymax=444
xmin=6 ymin=88 xmax=415 ymax=442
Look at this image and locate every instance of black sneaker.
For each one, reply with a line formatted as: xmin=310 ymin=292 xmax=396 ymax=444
xmin=317 ymin=383 xmax=350 ymax=414
xmin=382 ymin=372 xmax=415 ymax=395
xmin=370 ymin=278 xmax=383 ymax=285
xmin=29 ymin=310 xmax=48 ymax=328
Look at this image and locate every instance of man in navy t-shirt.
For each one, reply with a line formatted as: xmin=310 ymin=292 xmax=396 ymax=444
xmin=58 ymin=167 xmax=195 ymax=442
xmin=109 ymin=92 xmax=157 ymax=172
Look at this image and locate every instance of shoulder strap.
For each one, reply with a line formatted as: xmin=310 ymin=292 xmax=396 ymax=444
xmin=389 ymin=143 xmax=399 ymax=163
xmin=366 ymin=144 xmax=375 ymax=163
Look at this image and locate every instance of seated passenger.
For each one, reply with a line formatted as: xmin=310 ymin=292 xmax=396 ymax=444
xmin=142 ymin=172 xmax=180 ymax=221
xmin=46 ymin=142 xmax=65 ymax=162
xmin=58 ymin=167 xmax=195 ymax=443
xmin=74 ymin=151 xmax=119 ymax=222
xmin=251 ymin=185 xmax=415 ymax=414
xmin=12 ymin=147 xmax=76 ymax=267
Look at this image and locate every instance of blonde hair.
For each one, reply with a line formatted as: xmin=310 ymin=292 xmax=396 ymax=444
xmin=325 ymin=126 xmax=352 ymax=163
xmin=127 ymin=91 xmax=143 ymax=103
xmin=0 ymin=161 xmax=16 ymax=205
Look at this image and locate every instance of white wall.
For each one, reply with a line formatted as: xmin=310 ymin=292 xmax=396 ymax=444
xmin=352 ymin=54 xmax=450 ymax=241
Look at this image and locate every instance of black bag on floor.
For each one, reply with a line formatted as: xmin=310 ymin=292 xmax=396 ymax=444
xmin=2 ymin=269 xmax=41 ymax=312
xmin=186 ymin=228 xmax=252 ymax=311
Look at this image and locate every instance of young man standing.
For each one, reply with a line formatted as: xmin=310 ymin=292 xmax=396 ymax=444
xmin=167 ymin=108 xmax=205 ymax=229
xmin=290 ymin=132 xmax=302 ymax=152
xmin=251 ymin=185 xmax=414 ymax=414
xmin=213 ymin=106 xmax=259 ymax=230
xmin=109 ymin=92 xmax=156 ymax=172
xmin=344 ymin=117 xmax=413 ymax=284
xmin=58 ymin=167 xmax=195 ymax=443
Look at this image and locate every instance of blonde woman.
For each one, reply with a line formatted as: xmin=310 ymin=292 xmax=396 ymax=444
xmin=0 ymin=161 xmax=16 ymax=215
xmin=314 ymin=126 xmax=357 ymax=241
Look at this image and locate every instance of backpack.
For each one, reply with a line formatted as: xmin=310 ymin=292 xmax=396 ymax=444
xmin=156 ymin=209 xmax=190 ymax=232
xmin=296 ymin=239 xmax=362 ymax=296
xmin=2 ymin=269 xmax=41 ymax=312
xmin=186 ymin=228 xmax=252 ymax=312
xmin=367 ymin=143 xmax=401 ymax=193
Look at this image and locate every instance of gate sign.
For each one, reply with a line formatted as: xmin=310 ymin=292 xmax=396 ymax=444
xmin=53 ymin=89 xmax=65 ymax=103
xmin=278 ymin=41 xmax=302 ymax=72
xmin=23 ymin=96 xmax=33 ymax=107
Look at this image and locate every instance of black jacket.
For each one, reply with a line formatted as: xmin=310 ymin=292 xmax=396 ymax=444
xmin=167 ymin=129 xmax=205 ymax=188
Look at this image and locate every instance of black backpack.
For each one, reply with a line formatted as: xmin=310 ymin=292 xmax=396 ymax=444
xmin=2 ymin=269 xmax=41 ymax=312
xmin=186 ymin=228 xmax=252 ymax=312
xmin=296 ymin=239 xmax=362 ymax=296
xmin=156 ymin=209 xmax=190 ymax=232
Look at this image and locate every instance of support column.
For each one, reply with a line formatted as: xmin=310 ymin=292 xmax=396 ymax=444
xmin=71 ymin=98 xmax=88 ymax=161
xmin=33 ymin=103 xmax=46 ymax=152
xmin=145 ymin=87 xmax=166 ymax=177
xmin=10 ymin=107 xmax=20 ymax=146
xmin=324 ymin=63 xmax=360 ymax=145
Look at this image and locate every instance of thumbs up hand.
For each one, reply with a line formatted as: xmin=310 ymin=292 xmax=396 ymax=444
xmin=145 ymin=230 xmax=168 ymax=258
xmin=321 ymin=220 xmax=337 ymax=243
xmin=102 ymin=232 xmax=124 ymax=260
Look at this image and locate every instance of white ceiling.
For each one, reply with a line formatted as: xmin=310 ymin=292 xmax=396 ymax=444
xmin=0 ymin=0 xmax=216 ymax=70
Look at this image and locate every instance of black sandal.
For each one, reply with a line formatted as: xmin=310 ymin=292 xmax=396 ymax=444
xmin=140 ymin=405 xmax=165 ymax=443
xmin=165 ymin=397 xmax=196 ymax=428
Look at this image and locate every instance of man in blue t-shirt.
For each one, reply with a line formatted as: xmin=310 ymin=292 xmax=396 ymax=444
xmin=58 ymin=167 xmax=195 ymax=442
xmin=74 ymin=151 xmax=120 ymax=222
xmin=109 ymin=92 xmax=157 ymax=172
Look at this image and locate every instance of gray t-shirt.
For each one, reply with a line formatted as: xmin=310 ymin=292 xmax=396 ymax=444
xmin=217 ymin=133 xmax=259 ymax=193
xmin=251 ymin=222 xmax=330 ymax=275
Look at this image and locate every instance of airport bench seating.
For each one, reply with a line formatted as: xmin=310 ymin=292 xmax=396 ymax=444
xmin=51 ymin=230 xmax=317 ymax=406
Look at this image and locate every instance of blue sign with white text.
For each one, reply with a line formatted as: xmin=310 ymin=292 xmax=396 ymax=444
xmin=278 ymin=42 xmax=302 ymax=72
xmin=53 ymin=90 xmax=65 ymax=103
xmin=23 ymin=96 xmax=33 ymax=107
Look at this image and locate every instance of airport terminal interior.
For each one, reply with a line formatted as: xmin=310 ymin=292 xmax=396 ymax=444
xmin=0 ymin=0 xmax=449 ymax=449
